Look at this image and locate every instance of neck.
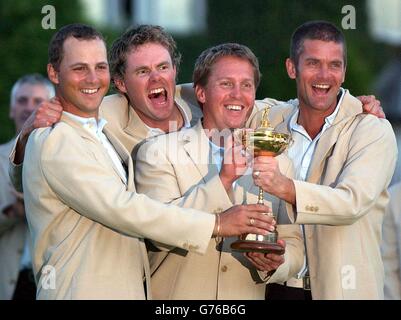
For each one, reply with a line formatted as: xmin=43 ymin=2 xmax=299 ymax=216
xmin=297 ymin=103 xmax=337 ymax=139
xmin=135 ymin=104 xmax=184 ymax=133
xmin=202 ymin=120 xmax=230 ymax=148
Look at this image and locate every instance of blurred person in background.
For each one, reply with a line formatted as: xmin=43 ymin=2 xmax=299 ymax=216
xmin=382 ymin=181 xmax=401 ymax=300
xmin=0 ymin=74 xmax=54 ymax=300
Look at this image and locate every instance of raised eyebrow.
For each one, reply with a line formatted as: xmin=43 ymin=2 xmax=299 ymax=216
xmin=157 ymin=61 xmax=171 ymax=67
xmin=330 ymin=60 xmax=343 ymax=66
xmin=70 ymin=63 xmax=87 ymax=68
xmin=305 ymin=57 xmax=319 ymax=62
xmin=134 ymin=65 xmax=150 ymax=73
xmin=96 ymin=62 xmax=109 ymax=67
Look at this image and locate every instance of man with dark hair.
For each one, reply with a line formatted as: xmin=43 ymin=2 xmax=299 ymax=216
xmin=21 ymin=23 xmax=274 ymax=300
xmin=0 ymin=73 xmax=54 ymax=300
xmin=247 ymin=20 xmax=397 ymax=299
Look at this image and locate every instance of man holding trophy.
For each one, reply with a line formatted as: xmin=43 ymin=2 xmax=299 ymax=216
xmin=248 ymin=21 xmax=397 ymax=300
xmin=135 ymin=43 xmax=304 ymax=299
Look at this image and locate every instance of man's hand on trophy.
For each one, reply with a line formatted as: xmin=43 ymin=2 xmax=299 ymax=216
xmin=214 ymin=204 xmax=276 ymax=238
xmin=252 ymin=156 xmax=296 ymax=205
xmin=219 ymin=137 xmax=250 ymax=192
xmin=245 ymin=239 xmax=286 ymax=272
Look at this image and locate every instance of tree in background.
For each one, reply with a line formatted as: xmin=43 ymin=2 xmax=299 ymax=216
xmin=0 ymin=0 xmax=86 ymax=142
xmin=205 ymin=0 xmax=388 ymax=101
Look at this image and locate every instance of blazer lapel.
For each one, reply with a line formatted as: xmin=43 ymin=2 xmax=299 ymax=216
xmin=306 ymin=90 xmax=363 ymax=183
xmin=182 ymin=121 xmax=219 ymax=183
xmin=123 ymin=105 xmax=151 ymax=142
xmin=104 ymin=126 xmax=134 ymax=190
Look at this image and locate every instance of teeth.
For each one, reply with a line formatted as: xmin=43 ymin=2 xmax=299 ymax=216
xmin=149 ymin=88 xmax=165 ymax=94
xmin=226 ymin=105 xmax=242 ymax=111
xmin=81 ymin=88 xmax=98 ymax=94
xmin=313 ymin=84 xmax=330 ymax=89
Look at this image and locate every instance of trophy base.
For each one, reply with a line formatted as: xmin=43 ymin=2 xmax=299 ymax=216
xmin=230 ymin=240 xmax=285 ymax=254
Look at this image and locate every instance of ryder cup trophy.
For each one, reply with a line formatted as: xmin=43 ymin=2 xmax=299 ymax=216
xmin=230 ymin=108 xmax=291 ymax=254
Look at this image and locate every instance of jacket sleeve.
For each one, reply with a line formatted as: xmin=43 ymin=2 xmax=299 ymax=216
xmin=8 ymin=137 xmax=24 ymax=193
xmin=293 ymin=116 xmax=398 ymax=225
xmin=24 ymin=126 xmax=216 ymax=255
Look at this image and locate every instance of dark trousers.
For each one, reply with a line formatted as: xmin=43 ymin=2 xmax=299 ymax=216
xmin=266 ymin=283 xmax=312 ymax=300
xmin=12 ymin=268 xmax=36 ymax=300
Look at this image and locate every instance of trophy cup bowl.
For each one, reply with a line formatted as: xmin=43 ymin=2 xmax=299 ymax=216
xmin=230 ymin=125 xmax=291 ymax=254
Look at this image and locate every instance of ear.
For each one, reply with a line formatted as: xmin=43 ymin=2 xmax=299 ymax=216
xmin=194 ymin=84 xmax=206 ymax=104
xmin=114 ymin=77 xmax=128 ymax=94
xmin=342 ymin=66 xmax=346 ymax=84
xmin=286 ymin=58 xmax=297 ymax=80
xmin=47 ymin=63 xmax=60 ymax=85
xmin=9 ymin=105 xmax=15 ymax=120
xmin=172 ymin=65 xmax=177 ymax=80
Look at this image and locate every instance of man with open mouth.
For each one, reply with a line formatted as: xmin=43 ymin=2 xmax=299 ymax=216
xmin=248 ymin=20 xmax=397 ymax=300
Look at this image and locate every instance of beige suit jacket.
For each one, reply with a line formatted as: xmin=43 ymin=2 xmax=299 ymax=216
xmin=22 ymin=114 xmax=216 ymax=300
xmin=382 ymin=182 xmax=401 ymax=299
xmin=0 ymin=139 xmax=27 ymax=300
xmin=135 ymin=121 xmax=304 ymax=300
xmin=250 ymin=90 xmax=398 ymax=299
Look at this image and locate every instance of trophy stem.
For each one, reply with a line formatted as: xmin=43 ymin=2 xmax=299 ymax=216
xmin=258 ymin=187 xmax=264 ymax=204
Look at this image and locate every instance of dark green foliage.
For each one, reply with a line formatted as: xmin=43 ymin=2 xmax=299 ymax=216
xmin=0 ymin=0 xmax=86 ymax=142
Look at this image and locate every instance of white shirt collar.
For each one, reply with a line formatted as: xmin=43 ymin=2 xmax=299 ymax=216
xmin=289 ymin=88 xmax=345 ymax=132
xmin=63 ymin=111 xmax=107 ymax=139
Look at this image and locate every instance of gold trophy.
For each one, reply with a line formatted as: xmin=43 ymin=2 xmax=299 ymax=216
xmin=231 ymin=108 xmax=291 ymax=254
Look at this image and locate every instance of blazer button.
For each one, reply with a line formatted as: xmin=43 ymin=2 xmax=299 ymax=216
xmin=315 ymin=206 xmax=319 ymax=211
xmin=9 ymin=279 xmax=16 ymax=285
xmin=305 ymin=205 xmax=311 ymax=211
xmin=221 ymin=265 xmax=228 ymax=272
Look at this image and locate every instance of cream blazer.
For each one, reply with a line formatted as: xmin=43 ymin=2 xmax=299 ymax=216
xmin=22 ymin=115 xmax=216 ymax=300
xmin=135 ymin=121 xmax=304 ymax=300
xmin=250 ymin=90 xmax=398 ymax=299
xmin=382 ymin=182 xmax=401 ymax=299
